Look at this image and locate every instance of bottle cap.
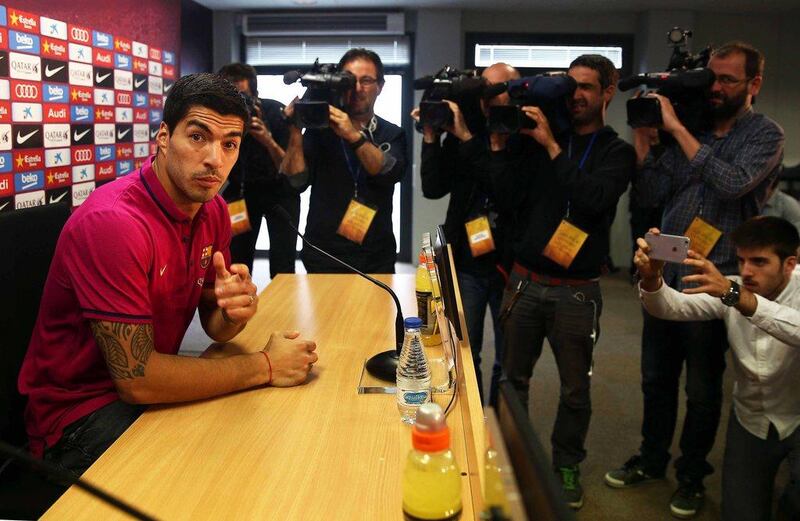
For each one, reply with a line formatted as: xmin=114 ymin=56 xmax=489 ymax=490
xmin=404 ymin=317 xmax=423 ymax=329
xmin=412 ymin=403 xmax=450 ymax=452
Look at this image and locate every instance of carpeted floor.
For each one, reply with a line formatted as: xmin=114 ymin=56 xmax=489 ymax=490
xmin=180 ymin=260 xmax=788 ymax=521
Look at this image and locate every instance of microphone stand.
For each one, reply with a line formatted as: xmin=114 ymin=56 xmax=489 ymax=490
xmin=270 ymin=205 xmax=403 ymax=382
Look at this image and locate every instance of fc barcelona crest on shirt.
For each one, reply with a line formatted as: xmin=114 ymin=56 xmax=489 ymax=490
xmin=200 ymin=244 xmax=212 ymax=269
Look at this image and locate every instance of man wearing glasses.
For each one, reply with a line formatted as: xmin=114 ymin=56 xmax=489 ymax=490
xmin=606 ymin=41 xmax=784 ymax=519
xmin=281 ymin=48 xmax=406 ymax=273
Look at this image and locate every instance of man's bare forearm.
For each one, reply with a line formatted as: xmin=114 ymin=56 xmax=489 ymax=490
xmin=353 ymin=141 xmax=384 ymax=175
xmin=280 ymin=128 xmax=306 ymax=175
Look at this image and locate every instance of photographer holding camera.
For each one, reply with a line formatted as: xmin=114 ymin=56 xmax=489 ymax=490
xmin=218 ymin=63 xmax=301 ymax=278
xmin=413 ymin=62 xmax=519 ymax=408
xmin=606 ymin=42 xmax=785 ymax=519
xmin=487 ymin=54 xmax=635 ymax=510
xmin=281 ymin=48 xmax=406 ymax=273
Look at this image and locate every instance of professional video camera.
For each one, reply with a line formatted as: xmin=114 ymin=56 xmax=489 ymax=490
xmin=620 ymin=27 xmax=714 ymax=131
xmin=283 ymin=59 xmax=356 ymax=129
xmin=487 ymin=72 xmax=577 ymax=134
xmin=414 ymin=66 xmax=500 ymax=134
xmin=240 ymin=93 xmax=259 ymax=120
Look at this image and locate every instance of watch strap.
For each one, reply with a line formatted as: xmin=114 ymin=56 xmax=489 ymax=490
xmin=349 ymin=132 xmax=368 ymax=150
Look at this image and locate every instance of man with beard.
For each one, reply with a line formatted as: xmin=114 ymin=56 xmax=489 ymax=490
xmin=415 ymin=62 xmax=519 ymax=408
xmin=605 ymin=41 xmax=784 ymax=519
xmin=18 ymin=74 xmax=318 ymax=478
xmin=632 ymin=217 xmax=800 ymax=521
xmin=281 ymin=48 xmax=406 ymax=273
xmin=487 ymin=54 xmax=635 ymax=509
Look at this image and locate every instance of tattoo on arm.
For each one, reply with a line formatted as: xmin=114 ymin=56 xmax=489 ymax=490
xmin=90 ymin=321 xmax=154 ymax=380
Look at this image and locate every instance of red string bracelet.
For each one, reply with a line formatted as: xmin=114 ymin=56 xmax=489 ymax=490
xmin=261 ymin=351 xmax=272 ymax=385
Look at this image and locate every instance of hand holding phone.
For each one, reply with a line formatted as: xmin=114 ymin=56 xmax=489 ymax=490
xmin=644 ymin=232 xmax=690 ymax=263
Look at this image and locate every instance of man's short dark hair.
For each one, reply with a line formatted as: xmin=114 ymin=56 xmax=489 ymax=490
xmin=712 ymin=41 xmax=765 ymax=79
xmin=217 ymin=62 xmax=258 ymax=98
xmin=569 ymin=54 xmax=618 ymax=90
xmin=731 ymin=216 xmax=800 ymax=261
xmin=163 ymin=73 xmax=248 ymax=133
xmin=338 ymin=48 xmax=385 ymax=85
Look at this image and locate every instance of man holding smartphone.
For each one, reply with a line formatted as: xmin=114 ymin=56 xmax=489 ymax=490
xmin=633 ymin=217 xmax=800 ymax=521
xmin=605 ymin=41 xmax=784 ymax=518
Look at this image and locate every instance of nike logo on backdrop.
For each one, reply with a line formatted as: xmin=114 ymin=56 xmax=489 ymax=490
xmin=73 ymin=129 xmax=90 ymax=141
xmin=16 ymin=130 xmax=39 ymax=144
xmin=134 ymin=78 xmax=146 ymax=88
xmin=95 ymin=72 xmax=111 ymax=83
xmin=117 ymin=129 xmax=130 ymax=139
xmin=45 ymin=65 xmax=65 ymax=77
xmin=49 ymin=192 xmax=68 ymax=203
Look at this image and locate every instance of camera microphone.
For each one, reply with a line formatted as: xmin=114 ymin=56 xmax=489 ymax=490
xmin=283 ymin=70 xmax=302 ymax=85
xmin=268 ymin=205 xmax=404 ymax=383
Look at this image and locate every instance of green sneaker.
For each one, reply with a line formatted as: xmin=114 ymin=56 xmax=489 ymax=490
xmin=670 ymin=481 xmax=705 ymax=519
xmin=557 ymin=465 xmax=584 ymax=510
xmin=604 ymin=455 xmax=665 ymax=488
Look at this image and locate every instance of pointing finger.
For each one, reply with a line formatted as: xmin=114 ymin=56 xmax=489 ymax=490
xmin=213 ymin=252 xmax=231 ymax=280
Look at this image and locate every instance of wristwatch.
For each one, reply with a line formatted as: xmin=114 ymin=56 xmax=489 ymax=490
xmin=349 ymin=131 xmax=368 ymax=150
xmin=720 ymin=280 xmax=741 ymax=307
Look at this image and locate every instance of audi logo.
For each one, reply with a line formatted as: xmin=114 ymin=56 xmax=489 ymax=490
xmin=73 ymin=149 xmax=93 ymax=162
xmin=117 ymin=93 xmax=131 ymax=104
xmin=15 ymin=84 xmax=39 ymax=99
xmin=70 ymin=27 xmax=90 ymax=42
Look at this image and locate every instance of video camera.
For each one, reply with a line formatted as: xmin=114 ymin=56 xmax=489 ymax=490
xmin=414 ymin=66 xmax=501 ymax=133
xmin=487 ymin=73 xmax=577 ymax=134
xmin=240 ymin=93 xmax=259 ymax=121
xmin=283 ymin=59 xmax=356 ymax=129
xmin=620 ymin=27 xmax=714 ymax=131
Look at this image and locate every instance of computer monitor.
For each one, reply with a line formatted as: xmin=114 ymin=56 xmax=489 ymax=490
xmin=486 ymin=381 xmax=575 ymax=521
xmin=433 ymin=225 xmax=464 ymax=341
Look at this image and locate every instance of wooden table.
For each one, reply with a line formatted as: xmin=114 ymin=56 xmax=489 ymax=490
xmin=43 ymin=273 xmax=486 ymax=520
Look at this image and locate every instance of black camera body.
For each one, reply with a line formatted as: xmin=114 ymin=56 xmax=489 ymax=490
xmin=487 ymin=73 xmax=577 ymax=134
xmin=414 ymin=67 xmax=490 ymax=133
xmin=284 ymin=59 xmax=356 ymax=129
xmin=620 ymin=27 xmax=714 ymax=133
xmin=241 ymin=93 xmax=259 ymax=121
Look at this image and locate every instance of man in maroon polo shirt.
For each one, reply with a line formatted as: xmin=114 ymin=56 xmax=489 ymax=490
xmin=18 ymin=73 xmax=318 ymax=478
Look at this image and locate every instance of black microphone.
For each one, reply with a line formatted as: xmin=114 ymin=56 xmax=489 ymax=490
xmin=0 ymin=440 xmax=159 ymax=521
xmin=269 ymin=205 xmax=404 ymax=383
xmin=283 ymin=70 xmax=302 ymax=85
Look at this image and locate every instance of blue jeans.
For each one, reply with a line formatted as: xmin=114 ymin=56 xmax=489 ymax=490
xmin=501 ymin=271 xmax=602 ymax=468
xmin=458 ymin=270 xmax=505 ymax=407
xmin=722 ymin=414 xmax=800 ymax=521
xmin=43 ymin=400 xmax=145 ymax=482
xmin=639 ymin=309 xmax=727 ymax=484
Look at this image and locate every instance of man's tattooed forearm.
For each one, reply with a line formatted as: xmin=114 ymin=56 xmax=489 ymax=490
xmin=90 ymin=322 xmax=154 ymax=380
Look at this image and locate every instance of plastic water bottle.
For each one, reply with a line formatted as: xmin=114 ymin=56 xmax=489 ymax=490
xmin=397 ymin=317 xmax=431 ymax=424
xmin=402 ymin=403 xmax=462 ymax=520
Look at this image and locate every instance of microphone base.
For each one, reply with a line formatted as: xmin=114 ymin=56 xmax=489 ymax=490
xmin=365 ymin=349 xmax=399 ymax=383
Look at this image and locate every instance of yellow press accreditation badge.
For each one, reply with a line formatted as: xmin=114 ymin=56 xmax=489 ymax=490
xmin=465 ymin=215 xmax=496 ymax=257
xmin=337 ymin=198 xmax=377 ymax=245
xmin=684 ymin=216 xmax=722 ymax=258
xmin=542 ymin=220 xmax=589 ymax=269
xmin=227 ymin=199 xmax=251 ymax=236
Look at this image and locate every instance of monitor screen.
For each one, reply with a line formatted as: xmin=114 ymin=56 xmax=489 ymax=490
xmin=433 ymin=225 xmax=463 ymax=341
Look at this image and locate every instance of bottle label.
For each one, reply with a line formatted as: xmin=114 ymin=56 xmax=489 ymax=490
xmin=402 ymin=391 xmax=429 ymax=405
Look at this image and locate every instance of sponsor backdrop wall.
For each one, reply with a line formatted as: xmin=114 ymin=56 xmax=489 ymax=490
xmin=1 ymin=1 xmax=180 ymax=211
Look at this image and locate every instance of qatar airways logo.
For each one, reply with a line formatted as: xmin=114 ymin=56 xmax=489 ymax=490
xmin=15 ymin=190 xmax=46 ymax=209
xmin=43 ymin=124 xmax=70 ymax=148
xmin=69 ymin=62 xmax=93 ymax=87
xmin=72 ymin=181 xmax=95 ymax=206
xmin=9 ymin=52 xmax=41 ymax=81
xmin=94 ymin=124 xmax=115 ymax=145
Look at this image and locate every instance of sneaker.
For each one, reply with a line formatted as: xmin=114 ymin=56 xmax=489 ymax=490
xmin=670 ymin=482 xmax=705 ymax=519
xmin=557 ymin=465 xmax=584 ymax=510
xmin=604 ymin=455 xmax=665 ymax=488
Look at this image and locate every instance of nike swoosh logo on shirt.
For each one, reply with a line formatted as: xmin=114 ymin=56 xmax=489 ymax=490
xmin=45 ymin=64 xmax=65 ymax=77
xmin=160 ymin=265 xmax=167 ymax=277
xmin=73 ymin=129 xmax=90 ymax=141
xmin=95 ymin=72 xmax=111 ymax=83
xmin=16 ymin=130 xmax=39 ymax=144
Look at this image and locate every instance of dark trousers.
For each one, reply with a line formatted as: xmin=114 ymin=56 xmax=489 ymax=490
xmin=639 ymin=309 xmax=727 ymax=484
xmin=501 ymin=271 xmax=602 ymax=468
xmin=301 ymin=246 xmax=395 ymax=274
xmin=43 ymin=400 xmax=145 ymax=481
xmin=458 ymin=269 xmax=505 ymax=408
xmin=229 ymin=182 xmax=301 ymax=279
xmin=722 ymin=414 xmax=800 ymax=521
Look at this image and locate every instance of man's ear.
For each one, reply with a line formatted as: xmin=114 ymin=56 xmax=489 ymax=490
xmin=156 ymin=122 xmax=170 ymax=156
xmin=784 ymin=255 xmax=797 ymax=276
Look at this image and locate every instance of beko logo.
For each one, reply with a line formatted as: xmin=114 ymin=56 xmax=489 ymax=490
xmin=96 ymin=145 xmax=114 ymax=161
xmin=93 ymin=31 xmax=112 ymax=49
xmin=115 ymin=54 xmax=131 ymax=69
xmin=70 ymin=27 xmax=90 ymax=43
xmin=12 ymin=32 xmax=35 ymax=51
xmin=14 ymin=84 xmax=39 ymax=99
xmin=72 ymin=106 xmax=90 ymax=121
xmin=44 ymin=84 xmax=67 ymax=102
xmin=17 ymin=171 xmax=43 ymax=190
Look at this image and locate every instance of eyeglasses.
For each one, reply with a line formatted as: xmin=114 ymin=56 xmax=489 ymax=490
xmin=715 ymin=75 xmax=752 ymax=87
xmin=356 ymin=77 xmax=379 ymax=87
